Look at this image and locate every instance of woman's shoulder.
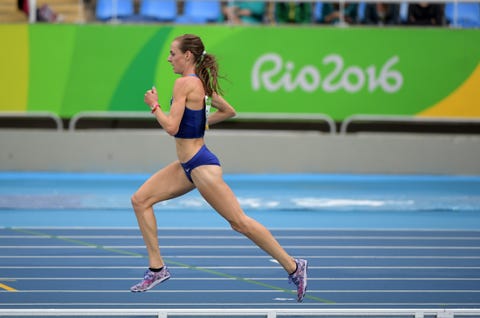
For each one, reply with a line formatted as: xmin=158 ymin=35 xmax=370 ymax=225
xmin=174 ymin=76 xmax=196 ymax=89
xmin=178 ymin=75 xmax=203 ymax=90
xmin=175 ymin=75 xmax=202 ymax=85
xmin=173 ymin=75 xmax=204 ymax=97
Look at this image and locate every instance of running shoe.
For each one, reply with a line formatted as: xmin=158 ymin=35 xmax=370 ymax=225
xmin=288 ymin=258 xmax=308 ymax=302
xmin=130 ymin=267 xmax=170 ymax=292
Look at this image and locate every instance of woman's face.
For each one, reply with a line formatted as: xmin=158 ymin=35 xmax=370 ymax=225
xmin=168 ymin=40 xmax=188 ymax=75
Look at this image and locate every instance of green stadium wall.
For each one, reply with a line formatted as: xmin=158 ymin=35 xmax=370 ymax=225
xmin=1 ymin=24 xmax=479 ymax=120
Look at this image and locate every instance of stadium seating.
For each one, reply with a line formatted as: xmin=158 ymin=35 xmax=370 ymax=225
xmin=357 ymin=2 xmax=366 ymax=23
xmin=313 ymin=2 xmax=322 ymax=22
xmin=0 ymin=0 xmax=85 ymax=22
xmin=445 ymin=2 xmax=480 ymax=27
xmin=95 ymin=0 xmax=134 ymax=21
xmin=399 ymin=2 xmax=408 ymax=24
xmin=175 ymin=0 xmax=222 ymax=24
xmin=139 ymin=0 xmax=177 ymax=22
xmin=313 ymin=2 xmax=366 ymax=24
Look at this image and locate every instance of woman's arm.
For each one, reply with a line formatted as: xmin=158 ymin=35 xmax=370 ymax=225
xmin=208 ymin=93 xmax=237 ymax=126
xmin=144 ymin=79 xmax=188 ymax=136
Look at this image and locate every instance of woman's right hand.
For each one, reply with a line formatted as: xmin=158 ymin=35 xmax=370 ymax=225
xmin=144 ymin=86 xmax=159 ymax=109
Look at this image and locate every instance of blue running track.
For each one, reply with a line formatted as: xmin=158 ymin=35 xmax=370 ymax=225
xmin=0 ymin=173 xmax=479 ymax=310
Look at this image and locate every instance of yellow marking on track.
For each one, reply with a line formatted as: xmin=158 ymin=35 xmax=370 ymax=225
xmin=0 ymin=282 xmax=17 ymax=292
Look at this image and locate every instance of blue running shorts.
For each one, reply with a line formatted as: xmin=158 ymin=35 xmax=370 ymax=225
xmin=180 ymin=145 xmax=221 ymax=183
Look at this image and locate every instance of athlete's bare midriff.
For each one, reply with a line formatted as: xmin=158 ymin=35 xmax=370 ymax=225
xmin=175 ymin=137 xmax=205 ymax=163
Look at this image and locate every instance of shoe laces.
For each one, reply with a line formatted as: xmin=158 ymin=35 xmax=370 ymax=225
xmin=143 ymin=270 xmax=156 ymax=282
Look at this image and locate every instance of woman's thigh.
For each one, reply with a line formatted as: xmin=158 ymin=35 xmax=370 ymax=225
xmin=134 ymin=161 xmax=196 ymax=207
xmin=192 ymin=165 xmax=246 ymax=223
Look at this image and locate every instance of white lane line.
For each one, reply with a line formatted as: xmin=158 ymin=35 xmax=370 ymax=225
xmin=4 ymin=226 xmax=479 ymax=232
xmin=1 ymin=255 xmax=480 ymax=259
xmin=0 ymin=277 xmax=235 ymax=281
xmin=3 ymin=235 xmax=480 ymax=240
xmin=1 ymin=265 xmax=480 ymax=269
xmin=3 ymin=277 xmax=480 ymax=281
xmin=0 ymin=256 xmax=142 ymax=258
xmin=2 ymin=245 xmax=480 ymax=249
xmin=2 ymin=302 xmax=479 ymax=306
xmin=8 ymin=289 xmax=480 ymax=293
xmin=106 ymin=245 xmax=480 ymax=249
xmin=0 ymin=246 xmax=95 ymax=249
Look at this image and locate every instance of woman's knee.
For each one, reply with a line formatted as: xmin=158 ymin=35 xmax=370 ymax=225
xmin=131 ymin=192 xmax=150 ymax=211
xmin=229 ymin=216 xmax=254 ymax=236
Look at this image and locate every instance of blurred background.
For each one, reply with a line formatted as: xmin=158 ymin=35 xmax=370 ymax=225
xmin=0 ymin=0 xmax=479 ymax=173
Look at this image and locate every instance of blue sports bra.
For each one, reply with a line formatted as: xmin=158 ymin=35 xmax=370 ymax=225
xmin=174 ymin=104 xmax=206 ymax=139
xmin=174 ymin=74 xmax=208 ymax=139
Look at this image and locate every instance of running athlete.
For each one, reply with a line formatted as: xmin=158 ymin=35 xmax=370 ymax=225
xmin=130 ymin=34 xmax=308 ymax=302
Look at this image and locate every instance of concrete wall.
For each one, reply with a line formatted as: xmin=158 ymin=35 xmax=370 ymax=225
xmin=1 ymin=129 xmax=479 ymax=175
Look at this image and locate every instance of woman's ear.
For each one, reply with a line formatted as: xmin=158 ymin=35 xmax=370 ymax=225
xmin=185 ymin=50 xmax=192 ymax=61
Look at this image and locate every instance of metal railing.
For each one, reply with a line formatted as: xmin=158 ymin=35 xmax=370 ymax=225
xmin=3 ymin=111 xmax=480 ymax=135
xmin=1 ymin=308 xmax=480 ymax=317
xmin=68 ymin=111 xmax=337 ymax=134
xmin=230 ymin=112 xmax=337 ymax=134
xmin=0 ymin=111 xmax=63 ymax=131
xmin=339 ymin=114 xmax=480 ymax=134
xmin=68 ymin=111 xmax=155 ymax=131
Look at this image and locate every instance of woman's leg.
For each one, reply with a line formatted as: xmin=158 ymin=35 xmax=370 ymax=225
xmin=191 ymin=165 xmax=297 ymax=274
xmin=131 ymin=161 xmax=195 ymax=269
xmin=192 ymin=165 xmax=308 ymax=302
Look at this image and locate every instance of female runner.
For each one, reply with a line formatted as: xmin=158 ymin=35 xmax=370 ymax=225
xmin=130 ymin=34 xmax=308 ymax=302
